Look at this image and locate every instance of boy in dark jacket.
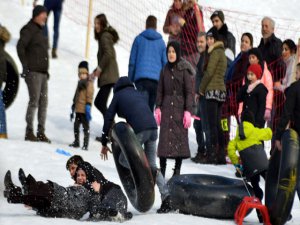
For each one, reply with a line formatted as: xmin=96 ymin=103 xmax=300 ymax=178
xmin=69 ymin=61 xmax=94 ymax=150
xmin=100 ymin=76 xmax=172 ymax=213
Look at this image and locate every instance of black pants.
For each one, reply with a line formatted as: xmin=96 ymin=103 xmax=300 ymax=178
xmin=159 ymin=157 xmax=183 ymax=177
xmin=135 ymin=79 xmax=158 ymax=112
xmin=250 ymin=171 xmax=266 ymax=200
xmin=94 ymin=84 xmax=114 ymax=119
xmin=74 ymin=113 xmax=89 ymax=141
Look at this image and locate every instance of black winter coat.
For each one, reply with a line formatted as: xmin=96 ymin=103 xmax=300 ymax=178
xmin=101 ymin=77 xmax=157 ymax=146
xmin=218 ymin=23 xmax=236 ymax=56
xmin=237 ymin=82 xmax=268 ymax=128
xmin=38 ymin=182 xmax=90 ymax=220
xmin=17 ymin=20 xmax=48 ymax=73
xmin=275 ymin=80 xmax=300 ymax=140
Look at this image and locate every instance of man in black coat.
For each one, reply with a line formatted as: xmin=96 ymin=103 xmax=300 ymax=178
xmin=17 ymin=5 xmax=51 ymax=143
xmin=258 ymin=16 xmax=285 ymax=82
xmin=100 ymin=76 xmax=172 ymax=213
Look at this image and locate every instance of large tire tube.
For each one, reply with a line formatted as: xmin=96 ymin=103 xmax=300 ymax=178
xmin=111 ymin=122 xmax=155 ymax=212
xmin=265 ymin=129 xmax=300 ymax=225
xmin=3 ymin=51 xmax=19 ymax=109
xmin=168 ymin=174 xmax=254 ymax=219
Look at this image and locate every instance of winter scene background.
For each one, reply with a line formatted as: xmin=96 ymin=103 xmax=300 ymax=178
xmin=1 ymin=0 xmax=300 ymax=225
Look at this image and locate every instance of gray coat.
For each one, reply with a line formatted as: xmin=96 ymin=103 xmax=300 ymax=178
xmin=156 ymin=59 xmax=194 ymax=158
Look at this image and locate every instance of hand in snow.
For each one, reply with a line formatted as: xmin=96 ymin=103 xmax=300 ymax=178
xmin=101 ymin=146 xmax=112 ymax=161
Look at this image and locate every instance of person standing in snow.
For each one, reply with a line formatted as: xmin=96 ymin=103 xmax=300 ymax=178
xmin=128 ymin=15 xmax=167 ymax=112
xmin=0 ymin=24 xmax=10 ymax=139
xmin=33 ymin=0 xmax=64 ymax=58
xmin=69 ymin=61 xmax=94 ymax=150
xmin=17 ymin=5 xmax=51 ymax=143
xmin=92 ymin=14 xmax=119 ymax=142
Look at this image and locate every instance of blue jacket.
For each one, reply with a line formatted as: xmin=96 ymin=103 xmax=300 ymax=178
xmin=101 ymin=77 xmax=157 ymax=146
xmin=128 ymin=29 xmax=167 ymax=82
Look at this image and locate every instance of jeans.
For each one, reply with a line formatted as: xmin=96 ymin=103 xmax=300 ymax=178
xmin=25 ymin=72 xmax=48 ymax=133
xmin=193 ymin=95 xmax=210 ymax=152
xmin=119 ymin=129 xmax=169 ymax=200
xmin=43 ymin=4 xmax=62 ymax=49
xmin=0 ymin=89 xmax=7 ymax=137
xmin=135 ymin=79 xmax=158 ymax=112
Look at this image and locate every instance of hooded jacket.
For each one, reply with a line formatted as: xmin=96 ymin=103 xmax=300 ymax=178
xmin=128 ymin=29 xmax=167 ymax=82
xmin=96 ymin=26 xmax=119 ymax=87
xmin=101 ymin=77 xmax=157 ymax=146
xmin=227 ymin=121 xmax=272 ymax=165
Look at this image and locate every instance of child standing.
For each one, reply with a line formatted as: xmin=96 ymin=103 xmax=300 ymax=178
xmin=237 ymin=64 xmax=268 ymax=128
xmin=155 ymin=41 xmax=194 ymax=177
xmin=228 ymin=110 xmax=272 ymax=222
xmin=69 ymin=61 xmax=94 ymax=150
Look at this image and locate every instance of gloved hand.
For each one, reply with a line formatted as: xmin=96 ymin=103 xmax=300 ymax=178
xmin=85 ymin=104 xmax=92 ymax=122
xmin=234 ymin=164 xmax=243 ymax=173
xmin=154 ymin=108 xmax=161 ymax=126
xmin=264 ymin=108 xmax=272 ymax=122
xmin=70 ymin=104 xmax=75 ymax=122
xmin=183 ymin=111 xmax=191 ymax=129
xmin=21 ymin=68 xmax=29 ymax=78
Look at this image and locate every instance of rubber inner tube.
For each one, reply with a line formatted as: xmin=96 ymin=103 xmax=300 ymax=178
xmin=265 ymin=129 xmax=299 ymax=225
xmin=3 ymin=51 xmax=19 ymax=109
xmin=111 ymin=122 xmax=155 ymax=212
xmin=168 ymin=174 xmax=254 ymax=219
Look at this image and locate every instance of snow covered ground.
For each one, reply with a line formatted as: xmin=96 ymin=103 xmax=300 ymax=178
xmin=0 ymin=1 xmax=300 ymax=225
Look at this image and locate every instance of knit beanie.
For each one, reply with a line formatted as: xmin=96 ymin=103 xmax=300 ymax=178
xmin=167 ymin=41 xmax=181 ymax=67
xmin=32 ymin=5 xmax=48 ymax=18
xmin=210 ymin=10 xmax=225 ymax=23
xmin=247 ymin=64 xmax=262 ymax=79
xmin=78 ymin=61 xmax=89 ymax=75
xmin=206 ymin=26 xmax=219 ymax=41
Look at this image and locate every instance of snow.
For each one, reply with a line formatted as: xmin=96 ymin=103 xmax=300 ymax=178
xmin=0 ymin=0 xmax=300 ymax=225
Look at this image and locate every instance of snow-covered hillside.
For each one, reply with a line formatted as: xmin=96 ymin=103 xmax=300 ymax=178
xmin=0 ymin=1 xmax=299 ymax=225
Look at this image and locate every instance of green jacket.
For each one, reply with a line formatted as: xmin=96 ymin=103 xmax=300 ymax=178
xmin=199 ymin=41 xmax=226 ymax=94
xmin=97 ymin=27 xmax=119 ymax=88
xmin=227 ymin=121 xmax=272 ymax=165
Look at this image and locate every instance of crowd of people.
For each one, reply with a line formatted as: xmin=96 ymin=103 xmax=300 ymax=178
xmin=1 ymin=0 xmax=300 ymax=222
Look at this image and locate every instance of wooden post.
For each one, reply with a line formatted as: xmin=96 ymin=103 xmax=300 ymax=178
xmin=85 ymin=0 xmax=93 ymax=59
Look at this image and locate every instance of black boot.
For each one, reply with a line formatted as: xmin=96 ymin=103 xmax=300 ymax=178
xmin=69 ymin=132 xmax=80 ymax=147
xmin=25 ymin=129 xmax=39 ymax=142
xmin=4 ymin=171 xmax=23 ymax=203
xmin=172 ymin=168 xmax=180 ymax=177
xmin=82 ymin=130 xmax=89 ymax=150
xmin=157 ymin=196 xmax=172 ymax=213
xmin=18 ymin=168 xmax=28 ymax=194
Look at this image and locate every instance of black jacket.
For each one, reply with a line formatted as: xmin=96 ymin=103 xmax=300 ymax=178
xmin=195 ymin=50 xmax=208 ymax=93
xmin=218 ymin=23 xmax=236 ymax=56
xmin=101 ymin=77 xmax=157 ymax=146
xmin=237 ymin=83 xmax=268 ymax=128
xmin=17 ymin=20 xmax=49 ymax=73
xmin=275 ymin=80 xmax=300 ymax=140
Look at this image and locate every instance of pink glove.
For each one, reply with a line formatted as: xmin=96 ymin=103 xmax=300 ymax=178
xmin=264 ymin=108 xmax=272 ymax=122
xmin=154 ymin=108 xmax=161 ymax=126
xmin=183 ymin=111 xmax=191 ymax=129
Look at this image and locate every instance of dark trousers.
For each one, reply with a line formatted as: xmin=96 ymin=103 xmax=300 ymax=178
xmin=135 ymin=79 xmax=158 ymax=112
xmin=193 ymin=95 xmax=210 ymax=153
xmin=94 ymin=84 xmax=114 ymax=120
xmin=159 ymin=157 xmax=183 ymax=177
xmin=206 ymin=99 xmax=224 ymax=149
xmin=74 ymin=113 xmax=89 ymax=143
xmin=43 ymin=2 xmax=62 ymax=49
xmin=250 ymin=171 xmax=266 ymax=200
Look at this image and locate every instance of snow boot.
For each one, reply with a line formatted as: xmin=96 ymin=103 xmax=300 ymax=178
xmin=25 ymin=130 xmax=38 ymax=142
xmin=37 ymin=132 xmax=51 ymax=143
xmin=69 ymin=132 xmax=80 ymax=147
xmin=18 ymin=168 xmax=28 ymax=194
xmin=172 ymin=168 xmax=180 ymax=177
xmin=4 ymin=170 xmax=23 ymax=203
xmin=82 ymin=131 xmax=89 ymax=150
xmin=157 ymin=195 xmax=172 ymax=213
xmin=52 ymin=48 xmax=57 ymax=59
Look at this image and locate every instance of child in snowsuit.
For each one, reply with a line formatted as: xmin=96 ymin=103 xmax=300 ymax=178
xmin=69 ymin=61 xmax=94 ymax=150
xmin=228 ymin=110 xmax=272 ymax=222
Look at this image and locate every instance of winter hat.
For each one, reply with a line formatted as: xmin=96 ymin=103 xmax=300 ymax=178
xmin=78 ymin=61 xmax=89 ymax=75
xmin=167 ymin=41 xmax=181 ymax=66
xmin=32 ymin=5 xmax=48 ymax=18
xmin=247 ymin=64 xmax=262 ymax=79
xmin=206 ymin=26 xmax=219 ymax=41
xmin=210 ymin=10 xmax=225 ymax=23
